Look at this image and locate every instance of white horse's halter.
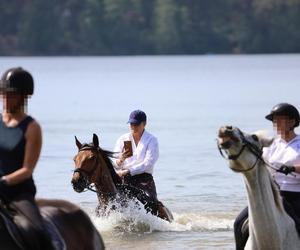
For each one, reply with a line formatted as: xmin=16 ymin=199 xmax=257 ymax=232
xmin=218 ymin=129 xmax=270 ymax=173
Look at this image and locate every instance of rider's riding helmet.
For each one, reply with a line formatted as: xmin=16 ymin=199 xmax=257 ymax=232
xmin=0 ymin=67 xmax=34 ymax=95
xmin=265 ymin=103 xmax=300 ymax=128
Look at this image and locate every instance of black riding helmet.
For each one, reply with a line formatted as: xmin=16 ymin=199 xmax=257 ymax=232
xmin=0 ymin=67 xmax=34 ymax=95
xmin=265 ymin=103 xmax=300 ymax=128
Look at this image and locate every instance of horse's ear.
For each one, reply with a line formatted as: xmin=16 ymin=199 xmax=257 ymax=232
xmin=75 ymin=136 xmax=82 ymax=149
xmin=93 ymin=133 xmax=99 ymax=148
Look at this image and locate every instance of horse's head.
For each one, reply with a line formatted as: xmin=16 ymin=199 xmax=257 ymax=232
xmin=71 ymin=134 xmax=102 ymax=192
xmin=217 ymin=126 xmax=273 ymax=172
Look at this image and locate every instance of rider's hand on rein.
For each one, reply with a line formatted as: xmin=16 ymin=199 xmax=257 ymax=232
xmin=116 ymin=169 xmax=130 ymax=178
xmin=277 ymin=165 xmax=296 ymax=175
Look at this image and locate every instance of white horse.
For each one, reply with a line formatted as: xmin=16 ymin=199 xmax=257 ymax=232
xmin=218 ymin=125 xmax=300 ymax=250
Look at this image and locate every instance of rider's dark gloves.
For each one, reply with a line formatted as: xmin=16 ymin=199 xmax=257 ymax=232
xmin=278 ymin=165 xmax=296 ymax=175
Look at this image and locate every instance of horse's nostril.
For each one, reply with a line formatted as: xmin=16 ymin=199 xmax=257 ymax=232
xmin=226 ymin=125 xmax=233 ymax=130
xmin=220 ymin=140 xmax=232 ymax=149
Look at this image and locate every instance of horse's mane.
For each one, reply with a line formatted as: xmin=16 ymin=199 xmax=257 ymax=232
xmin=99 ymin=148 xmax=122 ymax=185
xmin=81 ymin=143 xmax=122 ymax=185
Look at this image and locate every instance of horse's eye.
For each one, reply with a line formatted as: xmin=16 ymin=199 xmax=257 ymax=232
xmin=252 ymin=135 xmax=258 ymax=141
xmin=89 ymin=155 xmax=96 ymax=160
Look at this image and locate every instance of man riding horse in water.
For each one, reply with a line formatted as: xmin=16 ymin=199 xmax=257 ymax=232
xmin=72 ymin=109 xmax=173 ymax=221
xmin=114 ymin=110 xmax=160 ymax=203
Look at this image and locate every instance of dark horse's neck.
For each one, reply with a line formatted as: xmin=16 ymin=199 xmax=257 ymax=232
xmin=99 ymin=149 xmax=122 ymax=184
xmin=95 ymin=148 xmax=122 ymax=202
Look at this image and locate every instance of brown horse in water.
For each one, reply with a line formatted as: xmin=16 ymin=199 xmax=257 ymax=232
xmin=0 ymin=199 xmax=105 ymax=249
xmin=71 ymin=134 xmax=173 ymax=222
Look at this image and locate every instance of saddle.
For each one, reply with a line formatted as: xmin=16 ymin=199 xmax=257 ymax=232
xmin=0 ymin=201 xmax=66 ymax=250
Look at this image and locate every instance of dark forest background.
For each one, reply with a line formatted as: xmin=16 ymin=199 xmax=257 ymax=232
xmin=1 ymin=0 xmax=300 ymax=55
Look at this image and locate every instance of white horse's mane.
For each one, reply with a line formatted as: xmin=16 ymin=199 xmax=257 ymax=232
xmin=252 ymin=129 xmax=273 ymax=140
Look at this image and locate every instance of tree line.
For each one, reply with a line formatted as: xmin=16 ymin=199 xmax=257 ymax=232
xmin=1 ymin=0 xmax=300 ymax=55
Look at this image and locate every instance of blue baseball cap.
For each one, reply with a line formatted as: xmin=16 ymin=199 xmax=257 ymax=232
xmin=127 ymin=110 xmax=147 ymax=125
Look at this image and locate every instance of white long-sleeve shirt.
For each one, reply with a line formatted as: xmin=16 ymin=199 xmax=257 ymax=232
xmin=113 ymin=130 xmax=159 ymax=176
xmin=263 ymin=135 xmax=300 ymax=192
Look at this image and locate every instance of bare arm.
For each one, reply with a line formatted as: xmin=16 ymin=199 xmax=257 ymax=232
xmin=4 ymin=121 xmax=42 ymax=185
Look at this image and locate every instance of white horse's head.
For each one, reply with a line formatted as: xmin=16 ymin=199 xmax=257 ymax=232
xmin=217 ymin=126 xmax=273 ymax=173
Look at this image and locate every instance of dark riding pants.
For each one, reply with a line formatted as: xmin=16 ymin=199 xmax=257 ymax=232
xmin=234 ymin=206 xmax=249 ymax=250
xmin=124 ymin=173 xmax=158 ymax=201
xmin=234 ymin=191 xmax=300 ymax=250
xmin=9 ymin=193 xmax=54 ymax=250
xmin=281 ymin=191 xmax=300 ymax=235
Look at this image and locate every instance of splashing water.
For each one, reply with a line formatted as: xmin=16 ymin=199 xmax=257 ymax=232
xmin=84 ymin=199 xmax=234 ymax=236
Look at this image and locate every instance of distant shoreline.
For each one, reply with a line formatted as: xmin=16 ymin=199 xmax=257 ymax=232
xmin=1 ymin=53 xmax=300 ymax=58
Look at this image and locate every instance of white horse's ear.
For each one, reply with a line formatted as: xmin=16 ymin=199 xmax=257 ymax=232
xmin=253 ymin=130 xmax=274 ymax=147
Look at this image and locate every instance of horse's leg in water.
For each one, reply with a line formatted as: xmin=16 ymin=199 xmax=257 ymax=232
xmin=157 ymin=202 xmax=173 ymax=222
xmin=95 ymin=204 xmax=109 ymax=217
xmin=234 ymin=206 xmax=249 ymax=250
xmin=124 ymin=174 xmax=173 ymax=221
xmin=141 ymin=178 xmax=173 ymax=221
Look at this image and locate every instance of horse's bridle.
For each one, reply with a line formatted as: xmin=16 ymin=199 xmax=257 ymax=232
xmin=73 ymin=146 xmax=107 ymax=194
xmin=217 ymin=129 xmax=265 ymax=173
xmin=73 ymin=149 xmax=120 ymax=201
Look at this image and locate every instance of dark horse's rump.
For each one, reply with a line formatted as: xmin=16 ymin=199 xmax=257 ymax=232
xmin=0 ymin=198 xmax=105 ymax=250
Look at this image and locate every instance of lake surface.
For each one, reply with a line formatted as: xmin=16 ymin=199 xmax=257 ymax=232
xmin=1 ymin=54 xmax=300 ymax=249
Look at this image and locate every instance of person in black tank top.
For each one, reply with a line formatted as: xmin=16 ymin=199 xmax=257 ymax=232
xmin=0 ymin=67 xmax=54 ymax=250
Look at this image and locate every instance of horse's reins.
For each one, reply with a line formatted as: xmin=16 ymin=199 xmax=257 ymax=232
xmin=217 ymin=129 xmax=289 ymax=174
